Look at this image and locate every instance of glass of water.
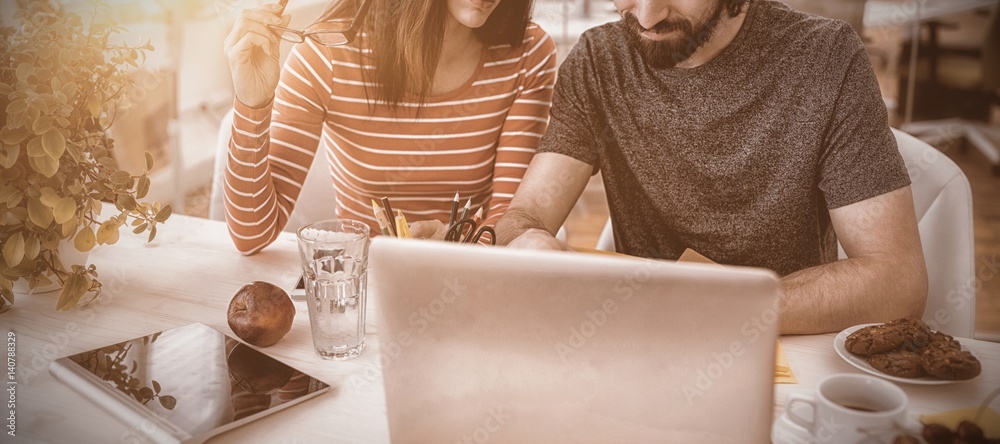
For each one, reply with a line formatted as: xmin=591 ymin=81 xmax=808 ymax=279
xmin=296 ymin=219 xmax=370 ymax=360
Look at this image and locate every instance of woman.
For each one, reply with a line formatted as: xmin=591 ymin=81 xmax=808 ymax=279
xmin=223 ymin=0 xmax=556 ymax=253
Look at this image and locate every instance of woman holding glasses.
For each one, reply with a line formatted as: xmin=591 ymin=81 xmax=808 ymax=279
xmin=223 ymin=0 xmax=556 ymax=253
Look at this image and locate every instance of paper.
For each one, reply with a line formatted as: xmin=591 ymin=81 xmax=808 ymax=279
xmin=575 ymin=246 xmax=798 ymax=384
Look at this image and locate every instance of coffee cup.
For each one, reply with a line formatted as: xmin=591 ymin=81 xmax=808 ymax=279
xmin=783 ymin=374 xmax=908 ymax=443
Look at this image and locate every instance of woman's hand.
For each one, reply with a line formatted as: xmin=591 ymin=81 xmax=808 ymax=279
xmin=409 ymin=220 xmax=449 ymax=241
xmin=224 ymin=3 xmax=291 ymax=109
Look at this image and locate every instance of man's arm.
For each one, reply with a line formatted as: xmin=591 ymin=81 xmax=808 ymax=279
xmin=780 ymin=186 xmax=928 ymax=334
xmin=495 ymin=153 xmax=593 ymax=249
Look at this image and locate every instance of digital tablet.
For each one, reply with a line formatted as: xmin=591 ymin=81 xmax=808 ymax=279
xmin=49 ymin=322 xmax=330 ymax=444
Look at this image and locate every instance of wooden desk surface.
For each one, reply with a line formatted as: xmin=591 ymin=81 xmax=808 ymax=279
xmin=6 ymin=214 xmax=998 ymax=443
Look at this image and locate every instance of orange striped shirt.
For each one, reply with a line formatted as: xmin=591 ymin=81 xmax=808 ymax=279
xmin=225 ymin=24 xmax=557 ymax=254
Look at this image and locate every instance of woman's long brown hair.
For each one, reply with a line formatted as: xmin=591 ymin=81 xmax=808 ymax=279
xmin=319 ymin=0 xmax=534 ymax=109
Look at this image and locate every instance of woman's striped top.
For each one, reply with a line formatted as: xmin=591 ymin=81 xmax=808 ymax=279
xmin=225 ymin=24 xmax=557 ymax=254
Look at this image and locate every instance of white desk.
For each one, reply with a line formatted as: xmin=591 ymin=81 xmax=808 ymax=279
xmin=7 ymin=214 xmax=999 ymax=443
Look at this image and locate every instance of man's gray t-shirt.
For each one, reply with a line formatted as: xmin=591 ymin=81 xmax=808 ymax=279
xmin=540 ymin=0 xmax=910 ymax=276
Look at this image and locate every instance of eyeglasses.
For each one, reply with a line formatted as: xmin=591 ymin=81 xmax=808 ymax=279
xmin=268 ymin=0 xmax=372 ymax=47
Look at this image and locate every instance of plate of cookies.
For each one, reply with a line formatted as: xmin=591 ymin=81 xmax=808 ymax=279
xmin=834 ymin=318 xmax=982 ymax=385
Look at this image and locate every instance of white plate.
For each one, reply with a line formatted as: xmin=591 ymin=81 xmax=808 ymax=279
xmin=834 ymin=323 xmax=979 ymax=385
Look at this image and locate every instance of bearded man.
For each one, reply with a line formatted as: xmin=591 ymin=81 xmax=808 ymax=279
xmin=495 ymin=0 xmax=929 ymax=334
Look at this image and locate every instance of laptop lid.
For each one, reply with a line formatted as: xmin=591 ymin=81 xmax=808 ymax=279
xmin=370 ymin=238 xmax=781 ymax=443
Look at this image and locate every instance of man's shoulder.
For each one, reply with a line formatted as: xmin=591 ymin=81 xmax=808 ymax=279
xmin=753 ymin=0 xmax=862 ymax=59
xmin=577 ymin=21 xmax=627 ymax=51
xmin=563 ymin=21 xmax=631 ymax=67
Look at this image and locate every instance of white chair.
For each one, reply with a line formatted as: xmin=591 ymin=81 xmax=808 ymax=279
xmin=208 ymin=108 xmax=338 ymax=233
xmin=595 ymin=128 xmax=976 ymax=338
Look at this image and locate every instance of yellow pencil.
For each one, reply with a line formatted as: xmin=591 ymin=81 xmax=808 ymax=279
xmin=395 ymin=210 xmax=413 ymax=239
xmin=371 ymin=199 xmax=391 ymax=236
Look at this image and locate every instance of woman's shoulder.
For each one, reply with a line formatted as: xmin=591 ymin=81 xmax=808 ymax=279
xmin=489 ymin=22 xmax=555 ymax=62
xmin=523 ymin=22 xmax=555 ymax=55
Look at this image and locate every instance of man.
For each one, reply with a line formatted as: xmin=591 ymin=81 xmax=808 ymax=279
xmin=495 ymin=0 xmax=928 ymax=334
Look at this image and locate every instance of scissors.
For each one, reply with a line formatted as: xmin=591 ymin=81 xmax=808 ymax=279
xmin=445 ymin=218 xmax=496 ymax=245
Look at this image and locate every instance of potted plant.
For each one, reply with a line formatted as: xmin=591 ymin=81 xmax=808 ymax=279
xmin=0 ymin=0 xmax=171 ymax=313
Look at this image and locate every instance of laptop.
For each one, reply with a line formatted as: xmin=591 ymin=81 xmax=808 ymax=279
xmin=369 ymin=238 xmax=781 ymax=443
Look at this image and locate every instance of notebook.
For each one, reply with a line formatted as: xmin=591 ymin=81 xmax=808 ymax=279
xmin=49 ymin=322 xmax=330 ymax=444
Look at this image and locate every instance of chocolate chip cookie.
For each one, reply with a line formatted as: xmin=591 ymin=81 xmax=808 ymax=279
xmin=846 ymin=324 xmax=903 ymax=355
xmin=868 ymin=350 xmax=927 ymax=378
xmin=926 ymin=331 xmax=962 ymax=351
xmin=886 ymin=318 xmax=933 ymax=352
xmin=846 ymin=318 xmax=931 ymax=356
xmin=921 ymin=343 xmax=982 ymax=381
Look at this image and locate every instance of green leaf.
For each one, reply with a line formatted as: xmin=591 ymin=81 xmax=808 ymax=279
xmin=109 ymin=170 xmax=130 ymax=185
xmin=40 ymin=129 xmax=66 ymax=159
xmin=0 ymin=289 xmax=13 ymax=314
xmin=61 ymin=218 xmax=79 ymax=238
xmin=53 ymin=197 xmax=76 ymax=224
xmin=0 ymin=186 xmax=19 ymax=204
xmin=2 ymin=233 xmax=24 ymax=268
xmin=27 ymin=137 xmax=45 ymax=157
xmin=56 ymin=273 xmax=87 ymax=311
xmin=87 ymin=94 xmax=101 ymax=119
xmin=152 ymin=380 xmax=161 ymax=393
xmin=136 ymin=175 xmax=150 ymax=199
xmin=0 ymin=127 xmax=29 ymax=145
xmin=117 ymin=194 xmax=137 ymax=212
xmin=155 ymin=205 xmax=171 ymax=223
xmin=74 ymin=226 xmax=96 ymax=253
xmin=39 ymin=187 xmax=60 ymax=207
xmin=147 ymin=225 xmax=157 ymax=242
xmin=5 ymin=99 xmax=27 ymax=116
xmin=15 ymin=63 xmax=31 ymax=82
xmin=29 ymin=154 xmax=59 ymax=178
xmin=138 ymin=387 xmax=153 ymax=400
xmin=96 ymin=220 xmax=117 ymax=245
xmin=159 ymin=395 xmax=176 ymax=410
xmin=144 ymin=152 xmax=154 ymax=171
xmin=32 ymin=116 xmax=54 ymax=135
xmin=27 ymin=197 xmax=54 ymax=228
xmin=23 ymin=235 xmax=40 ymax=260
xmin=0 ymin=144 xmax=19 ymax=168
xmin=60 ymin=82 xmax=78 ymax=100
xmin=132 ymin=222 xmax=147 ymax=234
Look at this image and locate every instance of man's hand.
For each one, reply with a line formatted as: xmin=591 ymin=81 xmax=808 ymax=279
xmin=507 ymin=228 xmax=571 ymax=251
xmin=409 ymin=220 xmax=448 ymax=241
xmin=495 ymin=153 xmax=593 ymax=245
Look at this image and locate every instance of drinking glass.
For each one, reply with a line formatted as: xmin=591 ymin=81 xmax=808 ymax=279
xmin=296 ymin=219 xmax=370 ymax=360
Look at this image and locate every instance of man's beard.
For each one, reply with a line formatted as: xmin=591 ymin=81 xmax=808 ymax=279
xmin=622 ymin=2 xmax=728 ymax=70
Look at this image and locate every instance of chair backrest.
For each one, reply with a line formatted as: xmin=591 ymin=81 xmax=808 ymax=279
xmin=983 ymin=4 xmax=1000 ymax=92
xmin=208 ymin=108 xmax=338 ymax=233
xmin=595 ymin=129 xmax=976 ymax=337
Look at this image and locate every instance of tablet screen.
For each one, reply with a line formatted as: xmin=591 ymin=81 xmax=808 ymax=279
xmin=52 ymin=323 xmax=330 ymax=440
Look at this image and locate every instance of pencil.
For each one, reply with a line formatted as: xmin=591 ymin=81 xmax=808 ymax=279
xmin=472 ymin=207 xmax=484 ymax=225
xmin=381 ymin=197 xmax=396 ymax=237
xmin=395 ymin=210 xmax=412 ymax=239
xmin=459 ymin=198 xmax=471 ymax=221
xmin=371 ymin=199 xmax=391 ymax=236
xmin=448 ymin=192 xmax=459 ymax=227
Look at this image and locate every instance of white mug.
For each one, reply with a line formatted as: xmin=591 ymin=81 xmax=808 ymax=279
xmin=784 ymin=374 xmax=908 ymax=444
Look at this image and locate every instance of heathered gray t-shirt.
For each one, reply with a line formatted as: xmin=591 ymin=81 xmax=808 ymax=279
xmin=540 ymin=0 xmax=911 ymax=276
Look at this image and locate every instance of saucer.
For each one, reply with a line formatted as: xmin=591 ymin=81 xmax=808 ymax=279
xmin=771 ymin=412 xmax=816 ymax=444
xmin=772 ymin=411 xmax=925 ymax=444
